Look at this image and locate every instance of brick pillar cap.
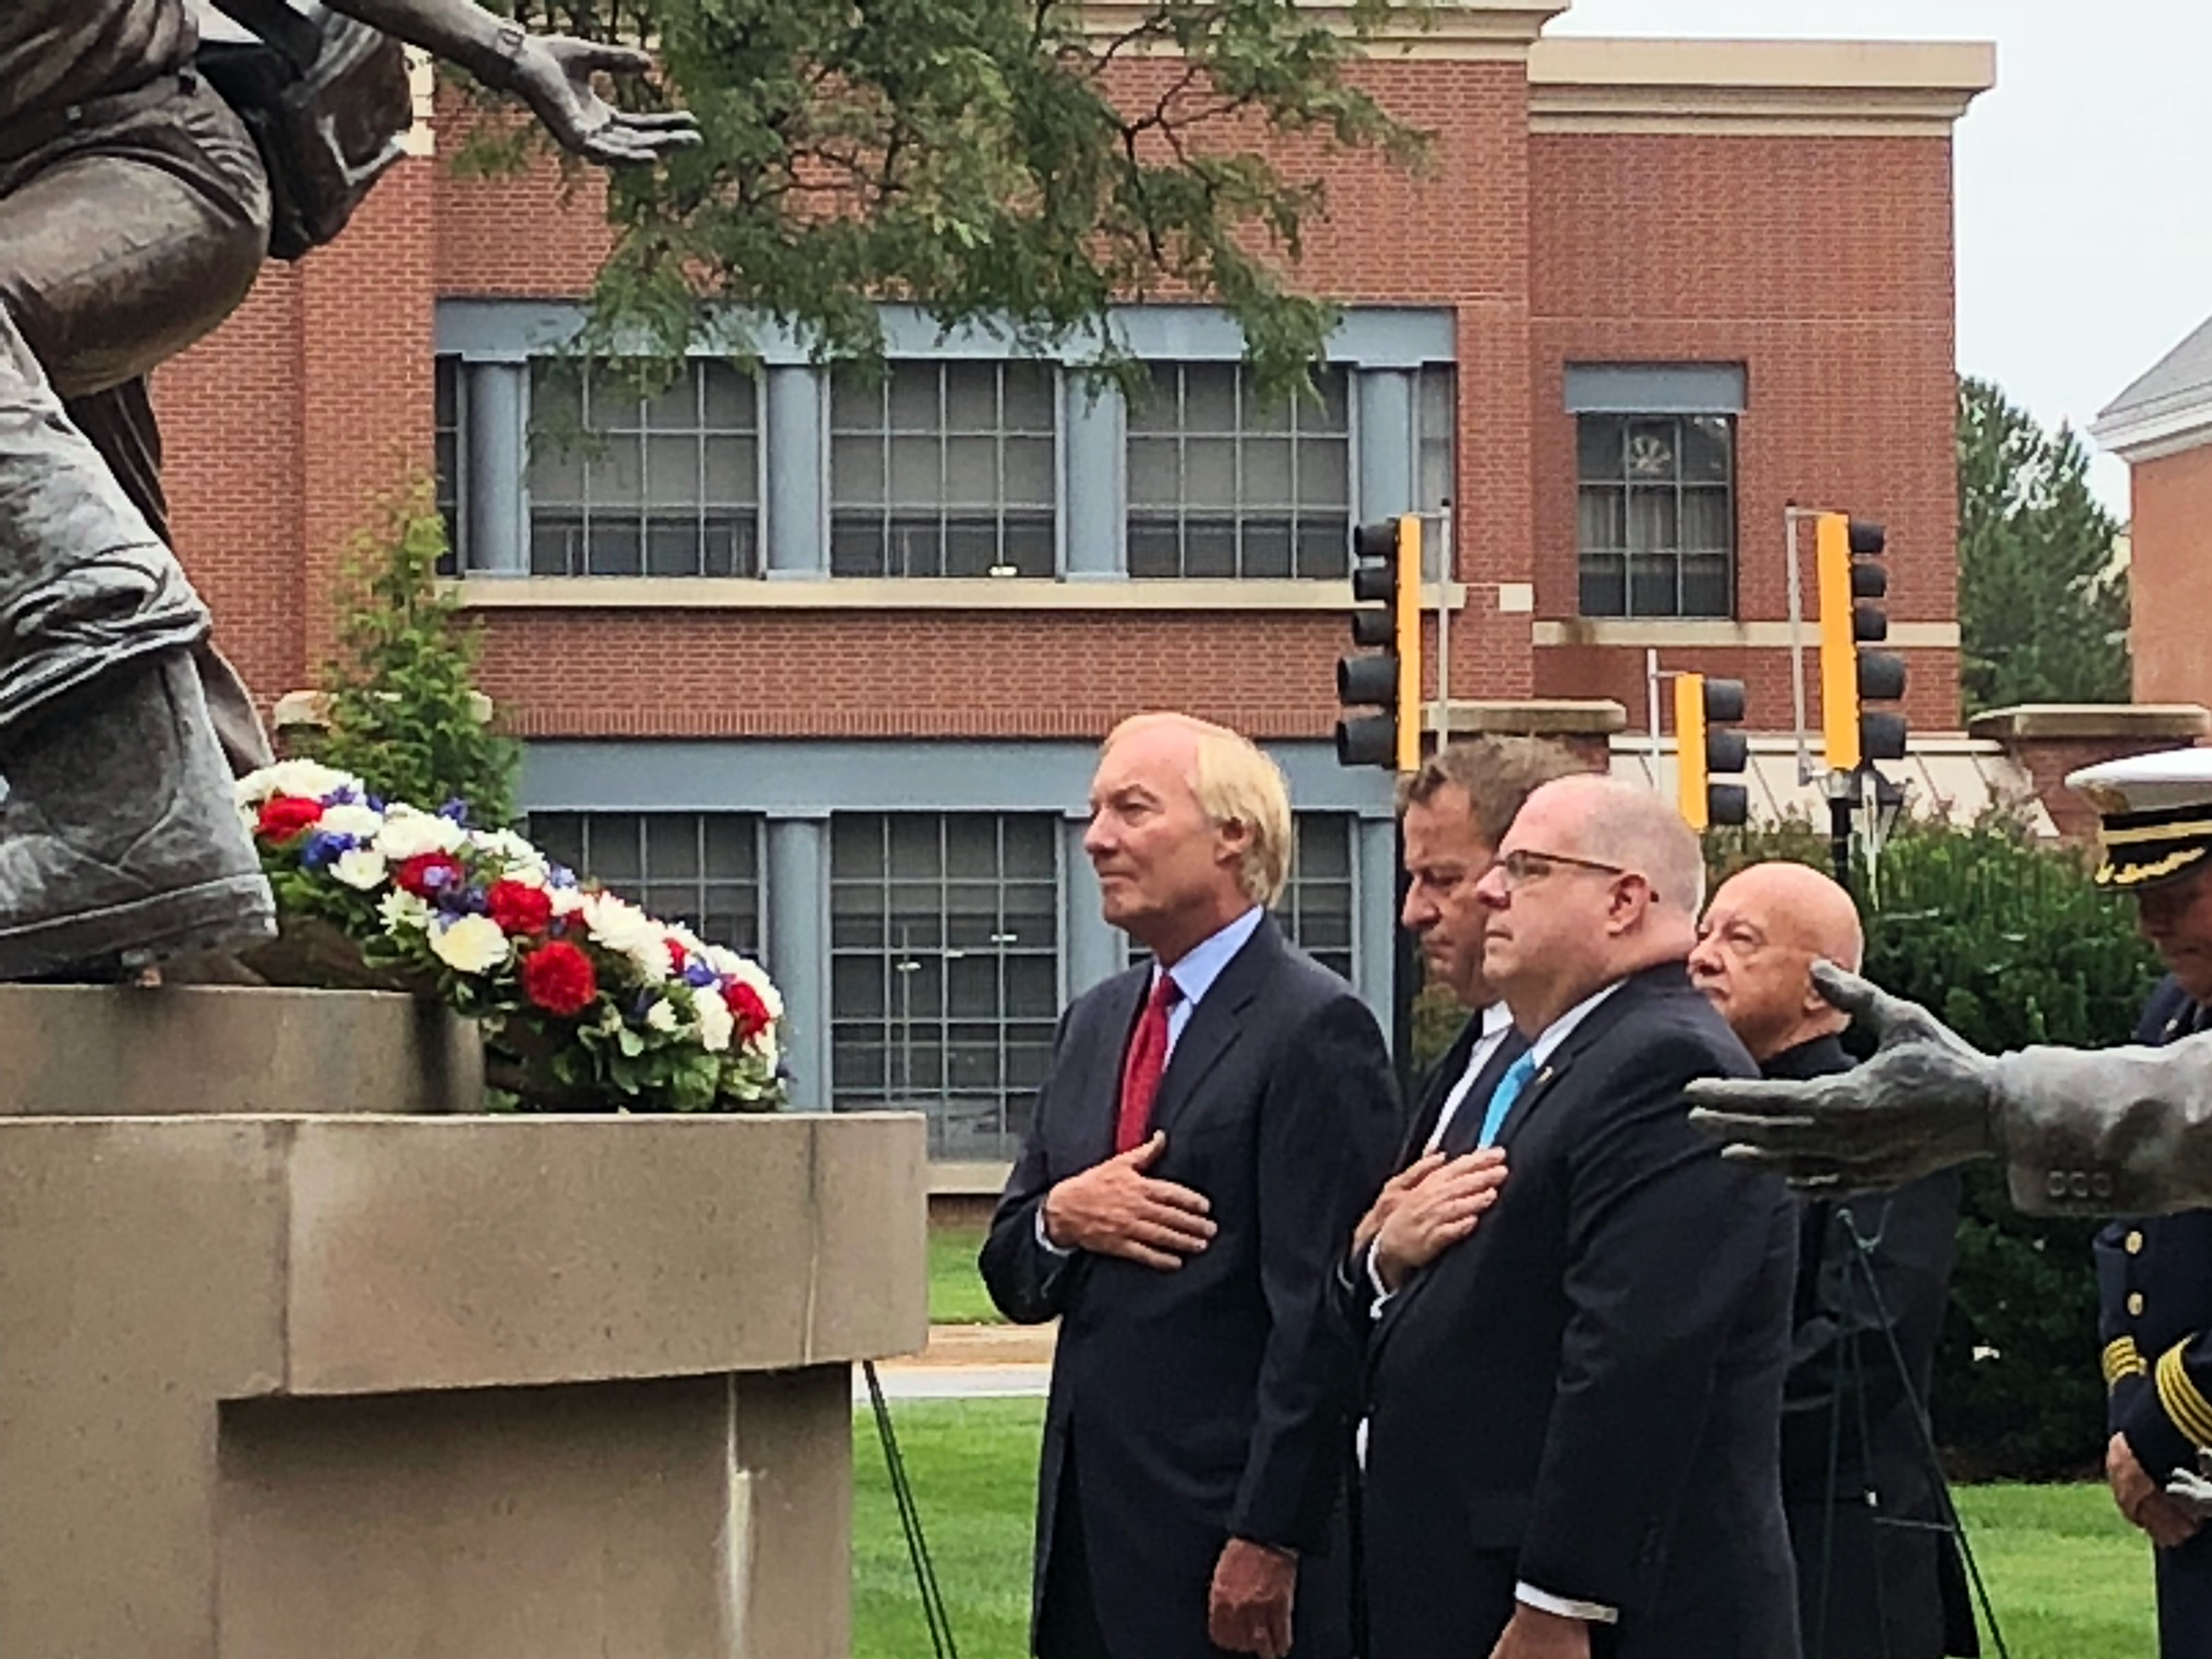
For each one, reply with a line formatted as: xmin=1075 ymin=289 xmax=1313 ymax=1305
xmin=1965 ymin=703 xmax=2211 ymax=743
xmin=1431 ymin=698 xmax=1629 ymax=737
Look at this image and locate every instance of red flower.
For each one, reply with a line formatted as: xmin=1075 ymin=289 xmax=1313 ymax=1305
xmin=487 ymin=879 xmax=554 ymax=936
xmin=256 ymin=795 xmax=324 ymax=842
xmin=666 ymin=939 xmax=689 ymax=975
xmin=394 ymin=852 xmax=465 ymax=899
xmin=727 ymin=980 xmax=773 ymax=1041
xmin=521 ymin=941 xmax=599 ymax=1017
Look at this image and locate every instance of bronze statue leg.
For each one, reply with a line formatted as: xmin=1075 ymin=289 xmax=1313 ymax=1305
xmin=0 ymin=76 xmax=276 ymax=979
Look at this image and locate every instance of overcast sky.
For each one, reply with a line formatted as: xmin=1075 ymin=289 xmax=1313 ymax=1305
xmin=1550 ymin=0 xmax=2212 ymax=515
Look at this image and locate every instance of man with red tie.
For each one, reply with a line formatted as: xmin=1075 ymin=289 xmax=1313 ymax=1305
xmin=982 ymin=712 xmax=1400 ymax=1659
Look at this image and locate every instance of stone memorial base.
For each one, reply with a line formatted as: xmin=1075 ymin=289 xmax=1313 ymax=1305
xmin=0 ymin=986 xmax=927 ymax=1658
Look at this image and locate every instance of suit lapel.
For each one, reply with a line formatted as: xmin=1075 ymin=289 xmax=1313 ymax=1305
xmin=1492 ymin=966 xmax=1675 ymax=1153
xmin=1148 ymin=918 xmax=1282 ymax=1140
xmin=1402 ymin=1017 xmax=1485 ymax=1162
xmin=1081 ymin=968 xmax=1149 ymax=1164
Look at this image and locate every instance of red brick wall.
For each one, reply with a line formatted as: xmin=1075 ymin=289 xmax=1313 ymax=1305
xmin=2130 ymin=444 xmax=2212 ymax=707
xmin=1528 ymin=132 xmax=1960 ymax=735
xmin=152 ymin=65 xmax=1966 ymax=747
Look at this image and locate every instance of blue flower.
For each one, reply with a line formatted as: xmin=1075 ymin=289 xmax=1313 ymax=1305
xmin=547 ymin=864 xmax=579 ymax=890
xmin=438 ymin=798 xmax=471 ymax=826
xmin=300 ymin=830 xmax=358 ymax=871
xmin=683 ymin=960 xmax=719 ymax=990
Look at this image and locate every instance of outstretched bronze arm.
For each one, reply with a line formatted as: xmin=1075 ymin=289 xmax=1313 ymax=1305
xmin=226 ymin=0 xmax=701 ymax=165
xmin=1686 ymin=962 xmax=2212 ymax=1218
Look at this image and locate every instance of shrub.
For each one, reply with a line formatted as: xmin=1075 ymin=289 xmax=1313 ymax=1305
xmin=1710 ymin=814 xmax=2162 ymax=1476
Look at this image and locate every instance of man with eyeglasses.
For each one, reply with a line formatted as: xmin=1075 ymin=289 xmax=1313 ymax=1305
xmin=1359 ymin=775 xmax=1799 ymax=1659
xmin=1688 ymin=862 xmax=1971 ymax=1659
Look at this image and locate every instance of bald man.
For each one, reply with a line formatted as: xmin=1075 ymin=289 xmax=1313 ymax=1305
xmin=1689 ymin=864 xmax=1970 ymax=1659
xmin=1362 ymin=778 xmax=1799 ymax=1659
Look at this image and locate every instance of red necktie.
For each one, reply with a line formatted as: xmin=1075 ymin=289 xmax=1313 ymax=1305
xmin=1115 ymin=973 xmax=1183 ymax=1153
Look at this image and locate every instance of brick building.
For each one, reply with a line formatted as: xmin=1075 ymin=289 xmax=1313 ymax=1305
xmin=154 ymin=7 xmax=1991 ymax=1167
xmin=2096 ymin=318 xmax=2212 ymax=708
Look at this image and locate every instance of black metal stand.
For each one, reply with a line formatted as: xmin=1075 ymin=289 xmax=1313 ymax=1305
xmin=863 ymin=1359 xmax=960 ymax=1659
xmin=1802 ymin=1206 xmax=2009 ymax=1659
xmin=1829 ymin=789 xmax=1856 ymax=891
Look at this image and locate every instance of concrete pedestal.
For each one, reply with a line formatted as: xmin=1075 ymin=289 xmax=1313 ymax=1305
xmin=0 ymin=987 xmax=927 ymax=1658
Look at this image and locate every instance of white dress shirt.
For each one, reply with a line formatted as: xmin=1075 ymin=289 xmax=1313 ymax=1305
xmin=1423 ymin=1000 xmax=1517 ymax=1154
xmin=1036 ymin=906 xmax=1266 ymax=1255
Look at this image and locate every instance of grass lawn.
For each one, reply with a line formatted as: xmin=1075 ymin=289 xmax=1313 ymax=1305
xmin=929 ymin=1222 xmax=1004 ymax=1325
xmin=855 ymin=1398 xmax=2159 ymax=1659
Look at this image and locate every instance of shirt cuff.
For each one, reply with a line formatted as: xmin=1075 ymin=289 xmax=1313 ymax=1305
xmin=1364 ymin=1240 xmax=1397 ymax=1319
xmin=1515 ymin=1583 xmax=1618 ymax=1624
xmin=1034 ymin=1205 xmax=1073 ymax=1257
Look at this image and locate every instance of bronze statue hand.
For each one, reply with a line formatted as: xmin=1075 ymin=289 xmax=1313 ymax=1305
xmin=1685 ymin=961 xmax=2002 ymax=1194
xmin=505 ymin=35 xmax=700 ymax=167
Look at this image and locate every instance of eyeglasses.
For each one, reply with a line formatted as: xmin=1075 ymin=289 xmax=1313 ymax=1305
xmin=1489 ymin=849 xmax=1648 ymax=895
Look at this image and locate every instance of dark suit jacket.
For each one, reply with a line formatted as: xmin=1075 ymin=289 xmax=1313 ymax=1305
xmin=1361 ymin=961 xmax=1801 ymax=1659
xmin=1772 ymin=1034 xmax=1974 ymax=1659
xmin=980 ymin=915 xmax=1398 ymax=1659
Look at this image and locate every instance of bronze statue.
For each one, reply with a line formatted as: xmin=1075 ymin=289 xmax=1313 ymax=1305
xmin=0 ymin=0 xmax=695 ymax=981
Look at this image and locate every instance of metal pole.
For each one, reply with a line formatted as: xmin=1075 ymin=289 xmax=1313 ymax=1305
xmin=1786 ymin=505 xmax=1814 ymax=785
xmin=1431 ymin=507 xmax=1452 ymax=743
xmin=1646 ymin=647 xmax=1663 ymax=786
xmin=1827 ymin=783 xmax=1854 ymax=897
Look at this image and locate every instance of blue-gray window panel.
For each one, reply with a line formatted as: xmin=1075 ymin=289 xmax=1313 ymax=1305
xmin=433 ymin=354 xmax=465 ymax=575
xmin=1276 ymin=814 xmax=1357 ymax=984
xmin=829 ymin=812 xmax=1061 ymax=1161
xmin=524 ymin=811 xmax=764 ymax=957
xmin=1563 ymin=364 xmax=1747 ymax=416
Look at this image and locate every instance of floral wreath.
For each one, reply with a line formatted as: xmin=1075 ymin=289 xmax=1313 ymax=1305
xmin=238 ymin=759 xmax=785 ymax=1112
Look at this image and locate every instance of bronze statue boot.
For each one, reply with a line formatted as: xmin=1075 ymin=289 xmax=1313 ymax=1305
xmin=0 ymin=647 xmax=274 ymax=980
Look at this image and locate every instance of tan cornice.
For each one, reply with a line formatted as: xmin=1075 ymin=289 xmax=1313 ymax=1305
xmin=1532 ymin=618 xmax=1960 ymax=650
xmin=1528 ymin=37 xmax=1995 ymax=137
xmin=1064 ymin=0 xmax=1568 ymax=63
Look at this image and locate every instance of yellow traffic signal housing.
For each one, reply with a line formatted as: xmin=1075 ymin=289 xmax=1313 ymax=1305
xmin=1334 ymin=514 xmax=1423 ymax=772
xmin=1815 ymin=512 xmax=1908 ymax=773
xmin=1674 ymin=672 xmax=1750 ymax=832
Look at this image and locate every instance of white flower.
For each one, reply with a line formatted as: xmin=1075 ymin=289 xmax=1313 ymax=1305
xmin=644 ymin=1000 xmax=681 ymax=1034
xmin=469 ymin=828 xmax=551 ymax=883
xmin=549 ymin=885 xmax=586 ymax=918
xmin=746 ymin=1023 xmax=780 ymax=1069
xmin=583 ymin=894 xmax=672 ymax=978
xmin=694 ymin=986 xmax=735 ymax=1053
xmin=375 ymin=805 xmax=467 ymax=860
xmin=332 ymin=848 xmax=389 ymax=891
xmin=236 ymin=759 xmax=357 ymax=808
xmin=429 ymin=913 xmax=511 ymax=975
xmin=378 ymin=889 xmax=434 ymax=934
xmin=319 ymin=803 xmax=384 ymax=840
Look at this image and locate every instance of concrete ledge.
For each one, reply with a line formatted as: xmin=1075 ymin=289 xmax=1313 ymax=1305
xmin=0 ymin=985 xmax=482 ymax=1116
xmin=1431 ymin=698 xmax=1630 ymax=737
xmin=1967 ymin=703 xmax=2212 ymax=743
xmin=450 ymin=575 xmax=1468 ymax=613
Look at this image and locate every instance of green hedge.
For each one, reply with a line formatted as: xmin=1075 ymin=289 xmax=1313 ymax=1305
xmin=1709 ymin=816 xmax=2162 ymax=1476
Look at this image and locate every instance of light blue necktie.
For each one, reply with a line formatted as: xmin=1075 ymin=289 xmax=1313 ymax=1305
xmin=1475 ymin=1052 xmax=1540 ymax=1149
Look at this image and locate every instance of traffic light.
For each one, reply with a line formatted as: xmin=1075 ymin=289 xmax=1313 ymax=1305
xmin=1674 ymin=672 xmax=1750 ymax=831
xmin=1334 ymin=514 xmax=1423 ymax=772
xmin=1815 ymin=512 xmax=1908 ymax=772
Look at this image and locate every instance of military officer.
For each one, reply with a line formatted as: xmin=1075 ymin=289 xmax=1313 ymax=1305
xmin=2072 ymin=752 xmax=2212 ymax=1655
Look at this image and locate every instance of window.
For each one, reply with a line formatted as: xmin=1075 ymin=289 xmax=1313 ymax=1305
xmin=526 ymin=811 xmax=763 ymax=956
xmin=1127 ymin=363 xmax=1351 ymax=579
xmin=830 ymin=814 xmax=1060 ymax=1161
xmin=1274 ymin=814 xmax=1356 ymax=985
xmin=526 ymin=359 xmax=761 ymax=578
xmin=829 ymin=361 xmax=1058 ymax=577
xmin=1576 ymin=414 xmax=1734 ymax=618
xmin=1414 ymin=364 xmax=1456 ymax=580
xmin=433 ymin=354 xmax=464 ymax=577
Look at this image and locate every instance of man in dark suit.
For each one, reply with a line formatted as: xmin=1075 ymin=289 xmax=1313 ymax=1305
xmin=1360 ymin=775 xmax=1799 ymax=1659
xmin=1341 ymin=738 xmax=1587 ymax=1287
xmin=1689 ymin=861 xmax=1971 ymax=1659
xmin=980 ymin=711 xmax=1398 ymax=1659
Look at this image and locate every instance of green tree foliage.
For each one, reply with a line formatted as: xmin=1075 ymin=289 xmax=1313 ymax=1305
xmin=1712 ymin=815 xmax=2162 ymax=1475
xmin=1959 ymin=375 xmax=2131 ymax=715
xmin=466 ymin=0 xmax=1429 ymax=396
xmin=303 ymin=481 xmax=522 ymax=826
